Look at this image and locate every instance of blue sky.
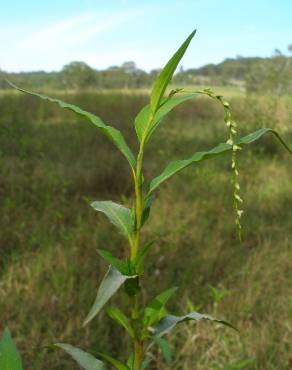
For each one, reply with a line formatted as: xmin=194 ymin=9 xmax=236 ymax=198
xmin=1 ymin=0 xmax=291 ymax=72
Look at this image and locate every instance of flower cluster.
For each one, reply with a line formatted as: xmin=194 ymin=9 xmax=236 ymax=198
xmin=222 ymin=100 xmax=243 ymax=241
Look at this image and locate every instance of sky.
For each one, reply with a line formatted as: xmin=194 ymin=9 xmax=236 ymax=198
xmin=1 ymin=0 xmax=291 ymax=73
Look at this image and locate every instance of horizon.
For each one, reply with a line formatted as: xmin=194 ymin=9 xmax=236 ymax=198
xmin=3 ymin=53 xmax=291 ymax=75
xmin=1 ymin=0 xmax=292 ymax=73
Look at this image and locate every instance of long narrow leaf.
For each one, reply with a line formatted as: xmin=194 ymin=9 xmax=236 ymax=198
xmin=97 ymin=249 xmax=130 ymax=275
xmin=149 ymin=128 xmax=292 ymax=194
xmin=150 ymin=30 xmax=196 ymax=114
xmin=96 ymin=352 xmax=130 ymax=370
xmin=144 ymin=287 xmax=178 ymax=326
xmin=83 ymin=266 xmax=136 ymax=326
xmin=134 ymin=240 xmax=155 ymax=274
xmin=135 ymin=93 xmax=199 ymax=142
xmin=153 ymin=336 xmax=172 ymax=365
xmin=105 ymin=306 xmax=135 ymax=338
xmin=55 ymin=343 xmax=105 ymax=370
xmin=154 ymin=312 xmax=237 ymax=337
xmin=0 ymin=328 xmax=23 ymax=370
xmin=6 ymin=81 xmax=136 ymax=168
xmin=91 ymin=201 xmax=134 ymax=241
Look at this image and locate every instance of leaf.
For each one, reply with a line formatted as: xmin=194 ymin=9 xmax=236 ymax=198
xmin=97 ymin=249 xmax=131 ymax=275
xmin=141 ymin=195 xmax=154 ymax=226
xmin=6 ymin=80 xmax=136 ymax=169
xmin=83 ymin=266 xmax=136 ymax=326
xmin=91 ymin=201 xmax=134 ymax=241
xmin=126 ymin=353 xmax=134 ymax=368
xmin=0 ymin=328 xmax=23 ymax=370
xmin=134 ymin=241 xmax=155 ymax=274
xmin=105 ymin=306 xmax=135 ymax=338
xmin=55 ymin=343 xmax=105 ymax=370
xmin=135 ymin=93 xmax=199 ymax=142
xmin=153 ymin=312 xmax=237 ymax=337
xmin=144 ymin=287 xmax=178 ymax=326
xmin=96 ymin=352 xmax=130 ymax=370
xmin=153 ymin=336 xmax=172 ymax=365
xmin=150 ymin=30 xmax=196 ymax=114
xmin=148 ymin=128 xmax=292 ymax=194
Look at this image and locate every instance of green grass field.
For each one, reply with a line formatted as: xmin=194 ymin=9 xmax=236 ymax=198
xmin=0 ymin=91 xmax=291 ymax=369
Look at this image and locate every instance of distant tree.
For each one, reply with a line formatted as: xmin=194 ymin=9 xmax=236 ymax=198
xmin=121 ymin=61 xmax=137 ymax=74
xmin=61 ymin=61 xmax=98 ymax=89
xmin=246 ymin=46 xmax=292 ymax=95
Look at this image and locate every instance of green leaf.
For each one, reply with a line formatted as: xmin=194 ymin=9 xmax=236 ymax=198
xmin=150 ymin=30 xmax=196 ymax=114
xmin=144 ymin=287 xmax=178 ymax=327
xmin=91 ymin=201 xmax=134 ymax=241
xmin=105 ymin=306 xmax=135 ymax=338
xmin=6 ymin=80 xmax=136 ymax=169
xmin=83 ymin=266 xmax=136 ymax=326
xmin=134 ymin=104 xmax=150 ymax=142
xmin=126 ymin=353 xmax=134 ymax=369
xmin=153 ymin=336 xmax=172 ymax=365
xmin=97 ymin=249 xmax=131 ymax=275
xmin=134 ymin=241 xmax=155 ymax=274
xmin=148 ymin=128 xmax=292 ymax=194
xmin=96 ymin=352 xmax=130 ymax=370
xmin=0 ymin=328 xmax=23 ymax=370
xmin=141 ymin=195 xmax=154 ymax=227
xmin=135 ymin=93 xmax=198 ymax=142
xmin=153 ymin=312 xmax=237 ymax=337
xmin=55 ymin=343 xmax=105 ymax=370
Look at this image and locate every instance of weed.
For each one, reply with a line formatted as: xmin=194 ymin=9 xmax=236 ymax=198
xmin=4 ymin=31 xmax=291 ymax=369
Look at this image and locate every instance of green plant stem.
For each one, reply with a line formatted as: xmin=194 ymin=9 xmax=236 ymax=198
xmin=130 ymin=143 xmax=145 ymax=370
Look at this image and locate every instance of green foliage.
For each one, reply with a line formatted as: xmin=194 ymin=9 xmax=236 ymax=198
xmin=153 ymin=312 xmax=237 ymax=337
xmin=150 ymin=30 xmax=196 ymax=114
xmin=97 ymin=249 xmax=131 ymax=275
xmin=83 ymin=266 xmax=136 ymax=326
xmin=105 ymin=306 xmax=135 ymax=338
xmin=135 ymin=93 xmax=198 ymax=142
xmin=148 ymin=128 xmax=291 ymax=194
xmin=7 ymin=31 xmax=292 ymax=370
xmin=6 ymin=81 xmax=136 ymax=169
xmin=96 ymin=351 xmax=130 ymax=370
xmin=0 ymin=328 xmax=23 ymax=370
xmin=91 ymin=201 xmax=134 ymax=242
xmin=144 ymin=287 xmax=178 ymax=328
xmin=152 ymin=336 xmax=172 ymax=365
xmin=55 ymin=343 xmax=105 ymax=370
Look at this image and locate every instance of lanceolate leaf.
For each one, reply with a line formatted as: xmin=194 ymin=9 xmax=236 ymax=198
xmin=6 ymin=81 xmax=136 ymax=168
xmin=105 ymin=307 xmax=135 ymax=338
xmin=153 ymin=336 xmax=172 ymax=365
xmin=134 ymin=241 xmax=155 ymax=274
xmin=148 ymin=128 xmax=292 ymax=194
xmin=135 ymin=93 xmax=199 ymax=142
xmin=55 ymin=343 xmax=105 ymax=370
xmin=144 ymin=287 xmax=178 ymax=326
xmin=96 ymin=352 xmax=130 ymax=370
xmin=83 ymin=266 xmax=136 ymax=326
xmin=150 ymin=30 xmax=196 ymax=114
xmin=91 ymin=201 xmax=134 ymax=241
xmin=97 ymin=249 xmax=131 ymax=275
xmin=153 ymin=312 xmax=237 ymax=337
xmin=141 ymin=195 xmax=154 ymax=226
xmin=0 ymin=328 xmax=23 ymax=370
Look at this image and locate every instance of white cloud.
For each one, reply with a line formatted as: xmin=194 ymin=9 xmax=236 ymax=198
xmin=1 ymin=8 xmax=146 ymax=72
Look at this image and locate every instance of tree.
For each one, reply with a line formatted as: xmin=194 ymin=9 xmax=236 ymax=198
xmin=61 ymin=61 xmax=98 ymax=89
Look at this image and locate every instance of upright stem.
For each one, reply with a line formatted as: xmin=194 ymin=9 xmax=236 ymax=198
xmin=130 ymin=142 xmax=145 ymax=370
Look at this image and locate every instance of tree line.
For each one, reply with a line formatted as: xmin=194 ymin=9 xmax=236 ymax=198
xmin=1 ymin=47 xmax=291 ymax=95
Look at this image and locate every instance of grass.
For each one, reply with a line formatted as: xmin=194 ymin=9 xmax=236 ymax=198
xmin=0 ymin=91 xmax=291 ymax=369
